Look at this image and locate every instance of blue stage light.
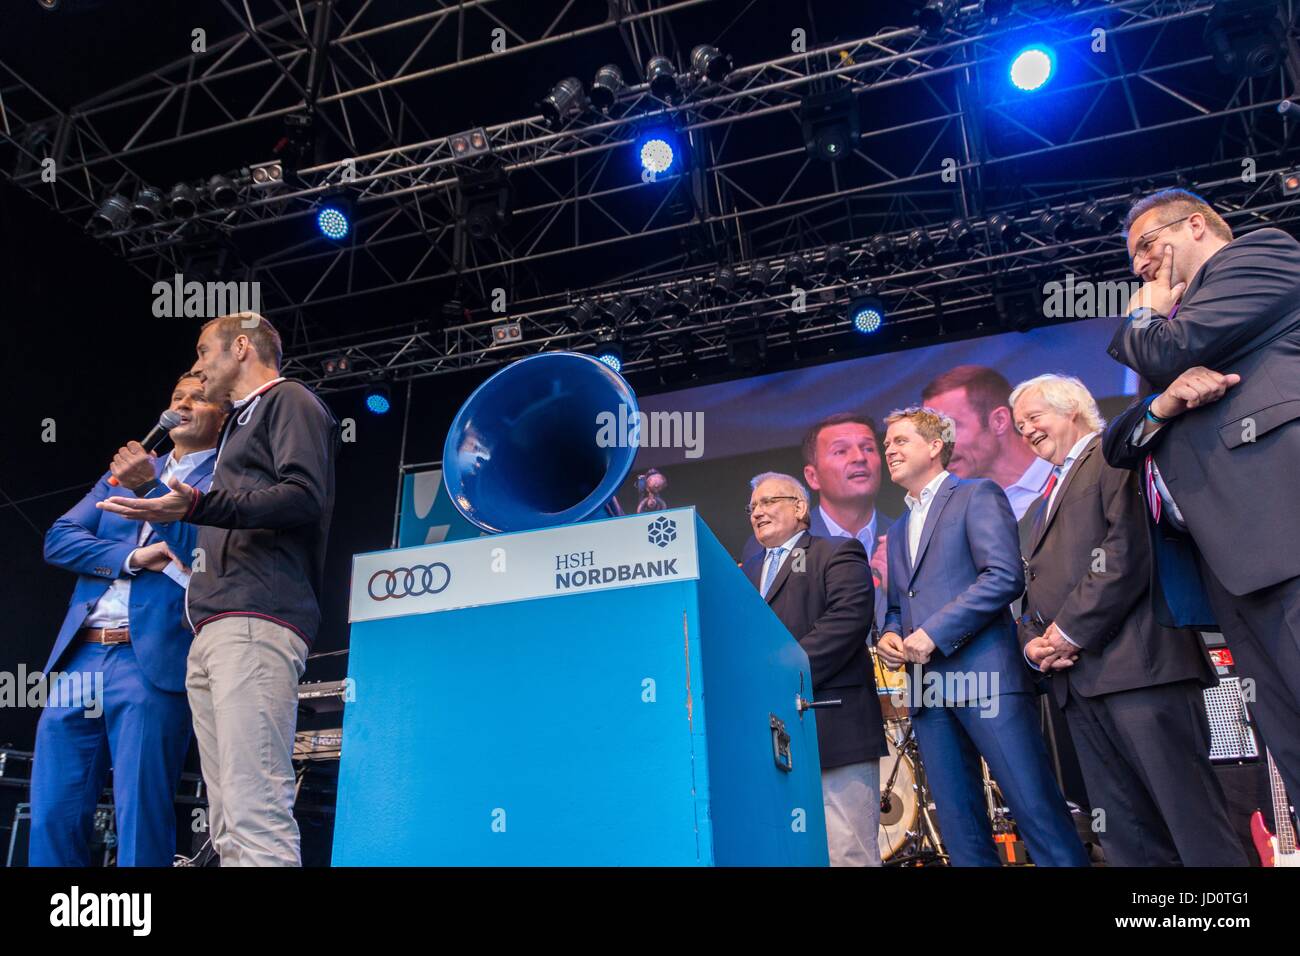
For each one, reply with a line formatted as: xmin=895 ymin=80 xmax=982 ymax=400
xmin=596 ymin=350 xmax=623 ymax=373
xmin=637 ymin=133 xmax=676 ymax=176
xmin=317 ymin=204 xmax=351 ymax=240
xmin=364 ymin=384 xmax=391 ymax=414
xmin=1010 ymin=45 xmax=1055 ymax=92
xmin=849 ymin=296 xmax=886 ymax=333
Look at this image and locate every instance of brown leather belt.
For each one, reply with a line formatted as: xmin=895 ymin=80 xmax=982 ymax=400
xmin=79 ymin=626 xmax=131 ymax=645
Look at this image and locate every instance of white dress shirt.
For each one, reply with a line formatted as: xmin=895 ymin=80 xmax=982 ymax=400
xmin=904 ymin=470 xmax=951 ymax=566
xmin=1003 ymin=455 xmax=1056 ymax=521
xmin=83 ymin=448 xmax=216 ymax=627
xmin=1024 ymin=432 xmax=1100 ymax=664
xmin=818 ymin=504 xmax=878 ymax=551
xmin=759 ymin=529 xmax=807 ymax=596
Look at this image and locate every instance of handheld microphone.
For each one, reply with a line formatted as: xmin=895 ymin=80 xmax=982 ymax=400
xmin=107 ymin=409 xmax=184 ymax=487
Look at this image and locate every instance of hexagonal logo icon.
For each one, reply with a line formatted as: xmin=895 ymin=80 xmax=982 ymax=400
xmin=647 ymin=516 xmax=677 ymax=548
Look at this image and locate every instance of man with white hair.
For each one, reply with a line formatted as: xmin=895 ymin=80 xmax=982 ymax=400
xmin=1012 ymin=374 xmax=1245 ymax=866
xmin=742 ymin=472 xmax=887 ymax=866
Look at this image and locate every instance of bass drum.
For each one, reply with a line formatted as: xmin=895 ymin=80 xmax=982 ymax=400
xmin=878 ymin=730 xmax=918 ymax=862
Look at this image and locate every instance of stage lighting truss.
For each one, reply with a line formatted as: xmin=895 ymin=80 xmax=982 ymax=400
xmin=4 ymin=0 xmax=1298 ymax=388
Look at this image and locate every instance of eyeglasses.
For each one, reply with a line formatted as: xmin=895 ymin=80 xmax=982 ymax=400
xmin=745 ymin=495 xmax=798 ymax=516
xmin=1130 ymin=215 xmax=1190 ymax=268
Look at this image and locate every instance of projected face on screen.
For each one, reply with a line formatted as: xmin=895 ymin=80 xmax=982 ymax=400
xmin=804 ymin=421 xmax=882 ymax=506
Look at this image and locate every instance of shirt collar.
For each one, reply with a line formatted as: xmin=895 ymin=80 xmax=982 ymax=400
xmin=232 ymin=376 xmax=286 ymax=409
xmin=1059 ymin=431 xmax=1100 ymax=473
xmin=769 ymin=530 xmax=805 ymax=556
xmin=168 ymin=447 xmax=216 ymax=470
xmin=905 ymin=469 xmax=950 ymax=512
xmin=818 ymin=503 xmax=877 ymax=542
xmin=1009 ymin=454 xmax=1055 ymax=495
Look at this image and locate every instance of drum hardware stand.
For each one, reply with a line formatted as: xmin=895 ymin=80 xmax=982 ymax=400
xmin=882 ymin=720 xmax=948 ymax=867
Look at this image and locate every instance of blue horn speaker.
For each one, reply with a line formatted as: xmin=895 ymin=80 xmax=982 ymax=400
xmin=441 ymin=352 xmax=640 ymax=533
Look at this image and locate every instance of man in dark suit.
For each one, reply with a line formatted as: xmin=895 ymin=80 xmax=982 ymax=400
xmin=1102 ymin=187 xmax=1300 ymax=805
xmin=876 ymin=407 xmax=1087 ymax=867
xmin=742 ymin=471 xmax=888 ymax=866
xmin=32 ymin=372 xmax=222 ymax=866
xmin=741 ymin=413 xmax=895 ymax=628
xmin=1012 ymin=374 xmax=1246 ymax=866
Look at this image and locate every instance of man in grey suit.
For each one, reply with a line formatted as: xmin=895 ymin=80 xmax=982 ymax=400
xmin=1013 ymin=374 xmax=1246 ymax=866
xmin=1102 ymin=188 xmax=1300 ymax=805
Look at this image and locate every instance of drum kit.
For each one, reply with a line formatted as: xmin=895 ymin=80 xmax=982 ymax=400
xmin=870 ymin=648 xmax=1020 ymax=865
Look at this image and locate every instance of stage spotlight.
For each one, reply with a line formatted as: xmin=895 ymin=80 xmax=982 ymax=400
xmin=690 ymin=44 xmax=733 ymax=82
xmin=168 ymin=182 xmax=198 ymax=218
xmin=248 ymin=160 xmax=284 ymax=189
xmin=458 ymin=165 xmax=513 ymax=239
xmin=987 ymin=212 xmax=1023 ymax=246
xmin=590 ymin=64 xmax=624 ymax=112
xmin=316 ymin=199 xmax=352 ymax=241
xmin=569 ymin=299 xmax=600 ymax=331
xmin=642 ymin=289 xmax=668 ymax=318
xmin=538 ymin=77 xmax=586 ymax=128
xmin=321 ymin=354 xmax=351 ymax=376
xmin=907 ymin=228 xmax=935 ymax=263
xmin=646 ymin=55 xmax=679 ymax=99
xmin=823 ymin=244 xmax=849 ymax=279
xmin=603 ymin=296 xmax=634 ymax=325
xmin=449 ymin=127 xmax=492 ymax=163
xmin=363 ymin=382 xmax=392 ymax=415
xmin=87 ymin=193 xmax=130 ymax=237
xmin=595 ymin=335 xmax=625 ymax=373
xmin=947 ymin=218 xmax=976 ymax=253
xmin=206 ymin=173 xmax=238 ymax=207
xmin=637 ymin=131 xmax=677 ymax=177
xmin=848 ymin=293 xmax=886 ymax=334
xmin=1080 ymin=200 xmax=1120 ymax=234
xmin=1037 ymin=208 xmax=1075 ymax=244
xmin=1010 ymin=45 xmax=1055 ymax=92
xmin=670 ymin=283 xmax=702 ymax=316
xmin=1204 ymin=0 xmax=1284 ymax=78
xmin=867 ymin=235 xmax=896 ymax=267
xmin=1279 ymin=169 xmax=1300 ymax=197
xmin=918 ymin=0 xmax=958 ymax=37
xmin=491 ymin=320 xmax=523 ymax=346
xmin=130 ymin=185 xmax=164 ymax=226
xmin=709 ymin=266 xmax=737 ymax=302
xmin=800 ymin=88 xmax=860 ymax=163
xmin=745 ymin=262 xmax=773 ymax=294
xmin=783 ymin=254 xmax=810 ymax=288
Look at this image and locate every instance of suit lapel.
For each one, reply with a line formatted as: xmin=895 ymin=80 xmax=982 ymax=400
xmin=186 ymin=452 xmax=216 ymax=491
xmin=908 ymin=476 xmax=957 ymax=586
xmin=763 ymin=532 xmax=811 ymax=605
xmin=1030 ymin=437 xmax=1098 ymax=556
xmin=742 ymin=552 xmax=763 ymax=591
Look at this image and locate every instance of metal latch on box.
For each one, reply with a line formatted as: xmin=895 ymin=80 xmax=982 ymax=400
xmin=770 ymin=713 xmax=793 ymax=773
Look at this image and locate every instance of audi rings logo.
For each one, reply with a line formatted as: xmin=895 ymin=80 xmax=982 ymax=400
xmin=368 ymin=563 xmax=452 ymax=601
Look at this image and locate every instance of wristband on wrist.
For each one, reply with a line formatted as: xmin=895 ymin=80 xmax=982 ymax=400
xmin=1145 ymin=404 xmax=1169 ymax=425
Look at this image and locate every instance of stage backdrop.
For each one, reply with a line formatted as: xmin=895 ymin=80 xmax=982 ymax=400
xmin=399 ymin=316 xmax=1138 ymax=558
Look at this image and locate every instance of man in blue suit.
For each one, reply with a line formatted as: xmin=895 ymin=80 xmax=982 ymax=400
xmin=32 ymin=372 xmax=223 ymax=866
xmin=875 ymin=406 xmax=1087 ymax=867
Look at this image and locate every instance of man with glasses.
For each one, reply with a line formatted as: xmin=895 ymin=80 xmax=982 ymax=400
xmin=1102 ymin=187 xmax=1300 ymax=807
xmin=742 ymin=472 xmax=887 ymax=866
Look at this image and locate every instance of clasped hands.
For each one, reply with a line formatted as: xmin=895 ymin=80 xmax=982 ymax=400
xmin=1024 ymin=622 xmax=1078 ymax=672
xmin=876 ymin=628 xmax=936 ymax=667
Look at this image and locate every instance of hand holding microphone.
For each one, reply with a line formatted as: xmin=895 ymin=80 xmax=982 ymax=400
xmin=107 ymin=409 xmax=182 ymax=488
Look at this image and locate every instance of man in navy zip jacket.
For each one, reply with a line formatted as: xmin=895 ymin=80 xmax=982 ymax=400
xmin=99 ymin=313 xmax=339 ymax=866
xmin=33 ymin=372 xmax=221 ymax=866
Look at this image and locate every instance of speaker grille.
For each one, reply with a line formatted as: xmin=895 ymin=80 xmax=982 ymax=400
xmin=1204 ymin=677 xmax=1260 ymax=761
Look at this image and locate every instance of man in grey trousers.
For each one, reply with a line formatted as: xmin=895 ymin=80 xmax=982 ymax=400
xmin=99 ymin=311 xmax=338 ymax=866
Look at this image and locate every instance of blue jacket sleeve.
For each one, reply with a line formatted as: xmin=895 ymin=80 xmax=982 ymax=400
xmin=1101 ymin=396 xmax=1161 ymax=472
xmin=883 ymin=525 xmax=904 ymax=637
xmin=44 ymin=472 xmax=137 ymax=581
xmin=918 ymin=481 xmax=1025 ymax=655
xmin=139 ymin=480 xmax=201 ymax=566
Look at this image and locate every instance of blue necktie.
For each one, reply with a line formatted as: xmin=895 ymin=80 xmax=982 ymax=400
xmin=761 ymin=547 xmax=785 ymax=598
